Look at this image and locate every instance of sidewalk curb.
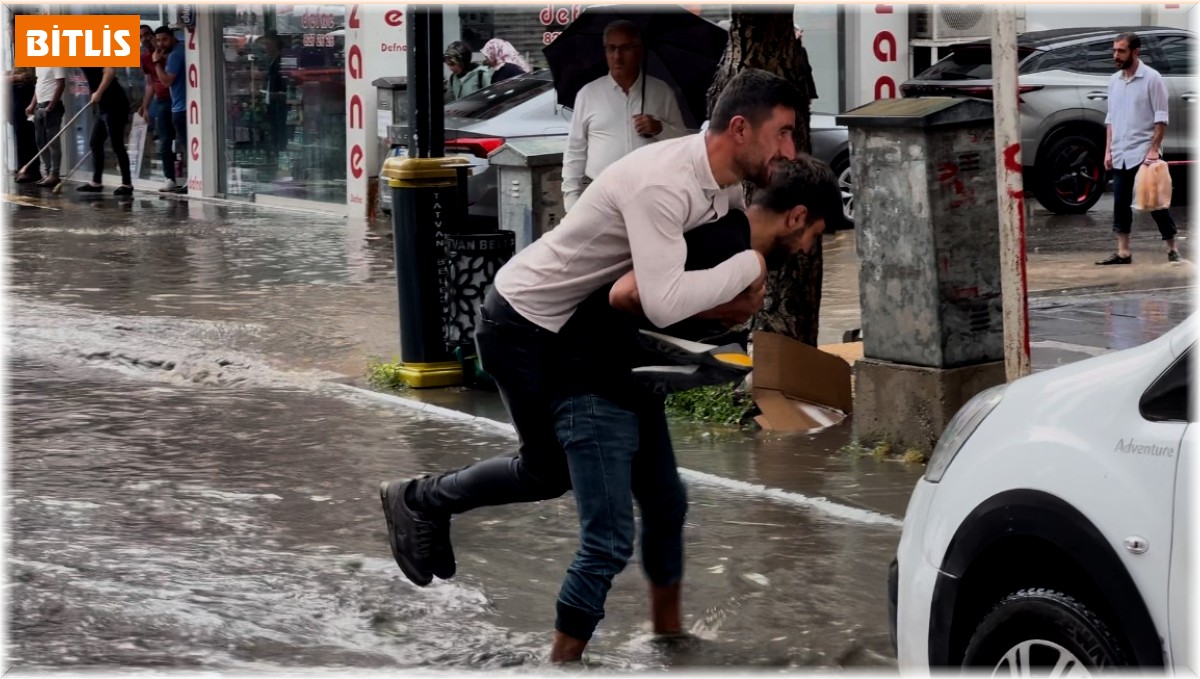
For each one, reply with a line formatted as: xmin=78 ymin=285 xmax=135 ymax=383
xmin=334 ymin=383 xmax=903 ymax=528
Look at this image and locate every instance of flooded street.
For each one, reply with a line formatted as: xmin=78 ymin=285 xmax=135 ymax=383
xmin=7 ymin=194 xmax=903 ymax=670
xmin=6 ymin=186 xmax=1191 ymax=670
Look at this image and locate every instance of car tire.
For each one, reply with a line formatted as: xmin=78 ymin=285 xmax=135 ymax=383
xmin=832 ymin=153 xmax=854 ymax=229
xmin=963 ymin=588 xmax=1128 ymax=673
xmin=1034 ymin=135 xmax=1106 ymax=215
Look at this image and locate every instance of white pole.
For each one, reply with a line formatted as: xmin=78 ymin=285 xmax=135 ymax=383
xmin=991 ymin=6 xmax=1030 ymax=381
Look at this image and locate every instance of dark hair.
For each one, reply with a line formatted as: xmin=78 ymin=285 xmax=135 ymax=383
xmin=140 ymin=24 xmax=151 ymax=32
xmin=709 ymin=68 xmax=802 ymax=133
xmin=153 ymin=26 xmax=174 ymax=36
xmin=604 ymin=20 xmax=641 ymax=43
xmin=444 ymin=41 xmax=474 ymax=68
xmin=1115 ymin=32 xmax=1141 ymax=51
xmin=751 ymin=155 xmax=843 ymax=232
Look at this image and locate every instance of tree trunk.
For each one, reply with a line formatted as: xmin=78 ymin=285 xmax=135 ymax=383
xmin=706 ymin=11 xmax=823 ymax=346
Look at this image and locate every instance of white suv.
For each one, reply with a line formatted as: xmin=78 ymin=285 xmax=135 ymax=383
xmin=891 ymin=314 xmax=1194 ymax=672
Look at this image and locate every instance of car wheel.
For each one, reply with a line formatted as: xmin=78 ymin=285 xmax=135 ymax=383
xmin=963 ymin=589 xmax=1127 ymax=675
xmin=1034 ymin=135 xmax=1106 ymax=214
xmin=833 ymin=153 xmax=854 ymax=228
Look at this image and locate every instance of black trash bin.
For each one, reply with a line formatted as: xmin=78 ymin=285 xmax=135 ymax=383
xmin=382 ymin=155 xmax=473 ymax=388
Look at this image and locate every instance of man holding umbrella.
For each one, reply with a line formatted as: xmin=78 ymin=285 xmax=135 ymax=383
xmin=562 ymin=20 xmax=686 ymax=212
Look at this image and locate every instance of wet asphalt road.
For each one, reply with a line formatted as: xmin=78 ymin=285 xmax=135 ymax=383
xmin=7 ymin=190 xmax=903 ymax=671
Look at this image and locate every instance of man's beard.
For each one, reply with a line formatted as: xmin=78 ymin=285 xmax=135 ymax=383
xmin=1116 ymin=57 xmax=1132 ymax=70
xmin=736 ymin=154 xmax=772 ymax=189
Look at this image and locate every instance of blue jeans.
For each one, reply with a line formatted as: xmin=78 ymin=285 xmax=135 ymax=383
xmin=1111 ymin=165 xmax=1176 ymax=239
xmin=552 ymin=393 xmax=687 ymax=642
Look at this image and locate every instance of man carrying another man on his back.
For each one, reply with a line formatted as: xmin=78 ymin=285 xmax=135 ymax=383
xmin=561 ymin=20 xmax=686 ymax=212
xmin=380 ymin=69 xmax=844 ymax=663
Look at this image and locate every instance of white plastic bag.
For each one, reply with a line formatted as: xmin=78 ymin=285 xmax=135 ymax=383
xmin=1132 ymin=160 xmax=1172 ymax=211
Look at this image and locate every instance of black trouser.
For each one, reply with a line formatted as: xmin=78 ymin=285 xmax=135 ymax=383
xmin=1112 ymin=165 xmax=1177 ymax=240
xmin=12 ymin=117 xmax=39 ymax=178
xmin=90 ymin=103 xmax=132 ymax=185
xmin=410 ymin=289 xmax=573 ymax=514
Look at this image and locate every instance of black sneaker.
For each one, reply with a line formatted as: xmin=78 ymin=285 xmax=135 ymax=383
xmin=1168 ymin=250 xmax=1182 ymax=263
xmin=113 ymin=185 xmax=133 ymax=197
xmin=1095 ymin=253 xmax=1132 ymax=265
xmin=77 ymin=183 xmax=103 ymax=193
xmin=379 ymin=479 xmax=454 ymax=586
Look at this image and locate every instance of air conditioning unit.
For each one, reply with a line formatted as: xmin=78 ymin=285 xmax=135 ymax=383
xmin=911 ymin=5 xmax=1026 ymax=42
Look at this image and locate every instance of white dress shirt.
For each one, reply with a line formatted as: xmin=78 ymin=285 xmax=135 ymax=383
xmin=495 ymin=133 xmax=760 ymax=332
xmin=1105 ymin=61 xmax=1170 ymax=170
xmin=561 ymin=72 xmax=687 ymax=211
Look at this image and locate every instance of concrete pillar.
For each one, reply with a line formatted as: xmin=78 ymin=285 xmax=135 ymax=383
xmin=837 ymin=97 xmax=1007 ymax=452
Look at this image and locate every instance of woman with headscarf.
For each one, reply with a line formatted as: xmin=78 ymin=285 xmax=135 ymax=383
xmin=444 ymin=41 xmax=490 ymax=101
xmin=481 ymin=39 xmax=530 ymax=84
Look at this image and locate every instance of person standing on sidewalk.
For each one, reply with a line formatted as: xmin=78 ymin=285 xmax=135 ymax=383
xmin=480 ymin=38 xmax=529 ymax=84
xmin=25 ymin=66 xmax=67 ymax=189
xmin=444 ymin=41 xmax=489 ymax=101
xmin=1096 ymin=31 xmax=1180 ymax=265
xmin=561 ymin=20 xmax=686 ymax=213
xmin=77 ymin=67 xmax=133 ymax=196
xmin=379 ymin=68 xmax=800 ymax=662
xmin=8 ymin=67 xmax=40 ymax=184
xmin=153 ymin=26 xmax=188 ymax=193
xmin=138 ymin=25 xmax=173 ymax=190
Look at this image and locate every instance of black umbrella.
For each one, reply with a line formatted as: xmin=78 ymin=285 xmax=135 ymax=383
xmin=542 ymin=5 xmax=728 ymax=129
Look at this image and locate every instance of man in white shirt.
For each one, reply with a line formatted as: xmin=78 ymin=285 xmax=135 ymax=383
xmin=24 ymin=67 xmax=67 ymax=188
xmin=561 ymin=20 xmax=687 ymax=212
xmin=1096 ymin=31 xmax=1179 ymax=265
xmin=380 ymin=68 xmax=801 ymax=662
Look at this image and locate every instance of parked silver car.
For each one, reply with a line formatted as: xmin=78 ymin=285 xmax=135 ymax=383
xmin=902 ymin=26 xmax=1195 ymax=214
xmin=382 ymin=69 xmax=855 ymax=228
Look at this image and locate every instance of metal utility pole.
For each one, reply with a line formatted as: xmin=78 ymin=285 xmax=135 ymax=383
xmin=405 ymin=5 xmax=445 ymax=159
xmin=991 ymin=6 xmax=1030 ymax=380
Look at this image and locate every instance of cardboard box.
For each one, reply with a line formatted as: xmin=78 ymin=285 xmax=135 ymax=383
xmin=751 ymin=331 xmax=857 ymax=432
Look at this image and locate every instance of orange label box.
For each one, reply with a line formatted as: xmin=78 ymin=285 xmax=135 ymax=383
xmin=15 ymin=15 xmax=141 ymax=67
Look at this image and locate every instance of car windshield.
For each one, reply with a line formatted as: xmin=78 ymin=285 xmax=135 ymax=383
xmin=916 ymin=45 xmax=1040 ymax=80
xmin=445 ymin=72 xmax=554 ymax=120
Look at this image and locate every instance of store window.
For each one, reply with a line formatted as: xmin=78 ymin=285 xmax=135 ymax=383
xmin=218 ymin=5 xmax=346 ymax=204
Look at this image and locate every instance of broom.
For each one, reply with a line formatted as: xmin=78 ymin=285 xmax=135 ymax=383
xmin=52 ymin=150 xmax=92 ymax=195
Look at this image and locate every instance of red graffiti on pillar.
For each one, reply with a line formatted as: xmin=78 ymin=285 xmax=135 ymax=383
xmin=349 ymin=5 xmax=361 ymax=28
xmin=350 ymin=145 xmax=364 ymax=179
xmin=384 ymin=9 xmax=404 ymax=26
xmin=1003 ymin=142 xmax=1022 ymax=174
xmin=876 ymin=4 xmax=894 ymax=13
xmin=189 ymin=100 xmax=199 ymax=125
xmin=190 ymin=137 xmax=200 ymax=161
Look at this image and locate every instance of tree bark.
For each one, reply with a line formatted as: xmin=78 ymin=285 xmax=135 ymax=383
xmin=706 ymin=11 xmax=823 ymax=346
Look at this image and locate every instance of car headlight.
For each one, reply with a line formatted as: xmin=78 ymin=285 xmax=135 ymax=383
xmin=925 ymin=384 xmax=1007 ymax=483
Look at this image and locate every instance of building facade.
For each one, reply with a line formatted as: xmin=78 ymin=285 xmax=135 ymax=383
xmin=5 ymin=3 xmax=1192 ymax=217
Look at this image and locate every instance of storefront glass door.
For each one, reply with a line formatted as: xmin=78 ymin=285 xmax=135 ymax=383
xmin=217 ymin=4 xmax=346 ymax=204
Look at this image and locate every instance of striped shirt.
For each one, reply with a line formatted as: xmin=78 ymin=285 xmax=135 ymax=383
xmin=1106 ymin=61 xmax=1170 ymax=170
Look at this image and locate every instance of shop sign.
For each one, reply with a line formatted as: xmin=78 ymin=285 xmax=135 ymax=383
xmin=539 ymin=3 xmax=583 ymax=45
